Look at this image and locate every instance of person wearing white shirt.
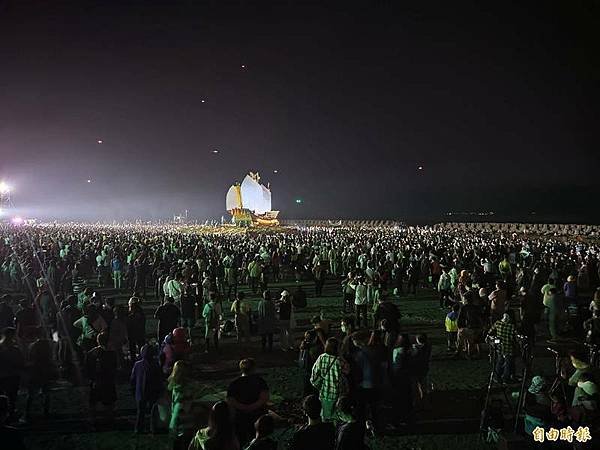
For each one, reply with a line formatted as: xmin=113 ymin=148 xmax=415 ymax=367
xmin=351 ymin=276 xmax=368 ymax=327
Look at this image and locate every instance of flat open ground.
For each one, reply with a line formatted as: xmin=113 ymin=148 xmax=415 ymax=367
xmin=19 ymin=271 xmax=561 ymax=450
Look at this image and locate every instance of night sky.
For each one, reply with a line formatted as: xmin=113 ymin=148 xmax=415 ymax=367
xmin=1 ymin=1 xmax=598 ymax=222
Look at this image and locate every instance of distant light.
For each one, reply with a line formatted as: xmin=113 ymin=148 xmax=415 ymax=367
xmin=11 ymin=217 xmax=23 ymax=225
xmin=212 ymin=149 xmax=219 ymax=154
xmin=418 ymin=166 xmax=423 ymax=170
xmin=97 ymin=139 xmax=103 ymax=144
xmin=87 ymin=179 xmax=92 ymax=183
xmin=295 ymin=199 xmax=303 ymax=204
xmin=241 ymin=64 xmax=246 ymax=69
xmin=201 ymin=99 xmax=206 ymax=103
xmin=0 ymin=181 xmax=9 ymax=194
xmin=273 ymin=170 xmax=278 ymax=174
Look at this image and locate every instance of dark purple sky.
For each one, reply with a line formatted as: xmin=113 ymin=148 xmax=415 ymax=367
xmin=1 ymin=1 xmax=598 ymax=222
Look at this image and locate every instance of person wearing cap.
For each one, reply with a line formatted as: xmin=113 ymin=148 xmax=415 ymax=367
xmin=488 ymin=311 xmax=517 ymax=384
xmin=523 ymin=376 xmax=550 ymax=435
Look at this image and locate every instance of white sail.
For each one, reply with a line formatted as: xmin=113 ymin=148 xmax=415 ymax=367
xmin=261 ymin=184 xmax=272 ymax=212
xmin=241 ymin=175 xmax=269 ymax=214
xmin=226 ymin=185 xmax=242 ymax=211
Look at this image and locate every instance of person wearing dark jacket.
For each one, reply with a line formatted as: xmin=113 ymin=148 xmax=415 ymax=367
xmin=334 ymin=396 xmax=367 ymax=450
xmin=372 ymin=295 xmax=400 ymax=331
xmin=0 ymin=395 xmax=25 ymax=450
xmin=289 ymin=395 xmax=335 ymax=450
xmin=86 ymin=332 xmax=118 ymax=423
xmin=0 ymin=328 xmax=25 ymax=421
xmin=127 ymin=297 xmax=146 ymax=361
xmin=454 ymin=296 xmax=483 ymax=359
xmin=130 ymin=344 xmax=163 ymax=433
xmin=154 ymin=297 xmax=180 ymax=342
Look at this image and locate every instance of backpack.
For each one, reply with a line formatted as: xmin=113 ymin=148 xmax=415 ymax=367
xmin=292 ymin=292 xmax=307 ymax=308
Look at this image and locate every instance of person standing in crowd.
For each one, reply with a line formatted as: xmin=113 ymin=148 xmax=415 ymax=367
xmin=438 ymin=267 xmax=451 ymax=308
xmin=391 ymin=333 xmax=413 ymax=426
xmin=231 ymin=291 xmax=251 ymax=344
xmin=127 ymin=297 xmax=146 ymax=361
xmin=86 ymin=332 xmax=117 ymax=424
xmin=488 ymin=281 xmax=507 ymax=324
xmin=202 ymin=292 xmax=222 ymax=352
xmin=0 ymin=295 xmax=15 ymax=330
xmin=226 ymin=358 xmax=270 ymax=447
xmin=180 ymin=282 xmax=196 ymax=332
xmin=334 ymin=396 xmax=367 ymax=450
xmin=277 ymin=290 xmax=294 ymax=351
xmin=313 ymin=260 xmax=326 ymax=297
xmin=351 ymin=276 xmax=368 ymax=328
xmin=445 ymin=303 xmax=460 ymax=352
xmin=519 ymin=287 xmax=540 ymax=345
xmin=189 ymin=400 xmax=240 ymax=450
xmin=257 ymin=290 xmax=276 ymax=352
xmin=107 ymin=305 xmax=128 ymax=369
xmin=15 ymin=299 xmax=41 ymax=349
xmin=0 ymin=395 xmax=26 ymax=450
xmin=130 ymin=344 xmax=163 ymax=434
xmin=168 ymin=361 xmax=207 ymax=450
xmin=341 ymin=273 xmax=355 ymax=313
xmin=545 ymin=287 xmax=563 ymax=340
xmin=160 ymin=327 xmax=191 ymax=375
xmin=412 ymin=334 xmax=432 ymax=402
xmin=248 ymin=257 xmax=262 ymax=294
xmin=310 ymin=337 xmax=346 ymax=422
xmin=289 ymin=395 xmax=335 ymax=450
xmin=154 ymin=296 xmax=181 ymax=342
xmin=0 ymin=328 xmax=24 ymax=422
xmin=111 ymin=254 xmax=123 ymax=290
xmin=489 ymin=312 xmax=517 ymax=384
xmin=166 ymin=273 xmax=184 ymax=307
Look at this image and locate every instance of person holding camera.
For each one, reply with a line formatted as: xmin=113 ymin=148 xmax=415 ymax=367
xmin=488 ymin=312 xmax=518 ymax=384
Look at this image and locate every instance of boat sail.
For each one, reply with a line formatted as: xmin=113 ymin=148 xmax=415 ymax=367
xmin=225 ymin=172 xmax=279 ymax=226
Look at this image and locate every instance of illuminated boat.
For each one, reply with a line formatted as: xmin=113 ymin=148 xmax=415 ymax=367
xmin=226 ymin=172 xmax=280 ymax=226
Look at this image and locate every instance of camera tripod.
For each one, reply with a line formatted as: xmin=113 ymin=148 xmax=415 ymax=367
xmin=480 ymin=342 xmax=514 ymax=439
xmin=546 ymin=347 xmax=568 ymax=401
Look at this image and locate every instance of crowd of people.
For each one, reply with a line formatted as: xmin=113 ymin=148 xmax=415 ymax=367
xmin=0 ymin=222 xmax=599 ymax=449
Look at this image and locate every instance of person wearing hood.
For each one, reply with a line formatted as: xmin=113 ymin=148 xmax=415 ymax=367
xmin=130 ymin=343 xmax=163 ymax=433
xmin=160 ymin=328 xmax=191 ymax=375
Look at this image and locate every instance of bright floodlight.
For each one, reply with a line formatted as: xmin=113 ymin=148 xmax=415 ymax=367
xmin=0 ymin=181 xmax=9 ymax=194
xmin=11 ymin=216 xmax=23 ymax=225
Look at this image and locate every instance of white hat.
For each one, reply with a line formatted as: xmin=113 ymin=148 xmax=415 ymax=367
xmin=281 ymin=290 xmax=290 ymax=297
